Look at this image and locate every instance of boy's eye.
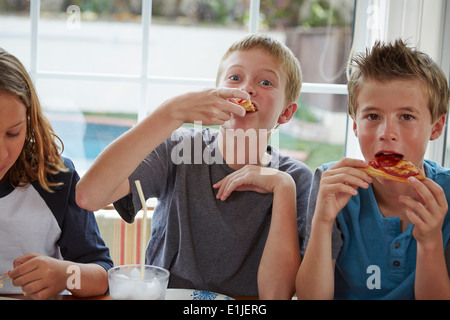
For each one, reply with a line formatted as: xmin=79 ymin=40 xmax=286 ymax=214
xmin=367 ymin=114 xmax=379 ymax=120
xmin=229 ymin=75 xmax=240 ymax=81
xmin=401 ymin=114 xmax=415 ymax=121
xmin=259 ymin=79 xmax=272 ymax=86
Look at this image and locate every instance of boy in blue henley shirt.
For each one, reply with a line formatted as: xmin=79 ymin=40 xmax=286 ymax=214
xmin=297 ymin=39 xmax=450 ymax=300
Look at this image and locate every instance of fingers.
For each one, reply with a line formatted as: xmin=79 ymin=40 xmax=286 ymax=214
xmin=217 ymin=87 xmax=250 ymax=102
xmin=211 ymin=88 xmax=250 ymax=119
xmin=332 ymin=157 xmax=370 ymax=170
xmin=399 ymin=178 xmax=447 ymax=246
xmin=402 ymin=177 xmax=447 ymax=215
xmin=213 ymin=168 xmax=253 ymax=201
xmin=323 ymin=159 xmax=373 ymax=191
xmin=194 ymin=88 xmax=249 ymax=124
xmin=218 ymin=88 xmax=249 ymax=117
xmin=10 ymin=256 xmax=44 ymax=298
xmin=415 ymin=178 xmax=448 ymax=210
xmin=399 ymin=178 xmax=447 ymax=232
xmin=323 ymin=171 xmax=371 ymax=191
xmin=10 ymin=253 xmax=39 ymax=281
xmin=20 ymin=278 xmax=51 ymax=300
xmin=10 ymin=254 xmax=60 ymax=300
xmin=213 ymin=158 xmax=372 ymax=206
xmin=10 ymin=253 xmax=40 ymax=282
xmin=167 ymin=88 xmax=249 ymax=125
xmin=314 ymin=159 xmax=373 ymax=218
xmin=213 ymin=165 xmax=274 ymax=201
xmin=226 ymin=100 xmax=247 ymax=118
xmin=12 ymin=252 xmax=38 ymax=268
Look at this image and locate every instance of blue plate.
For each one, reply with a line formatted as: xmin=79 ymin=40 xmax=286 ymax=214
xmin=165 ymin=289 xmax=234 ymax=300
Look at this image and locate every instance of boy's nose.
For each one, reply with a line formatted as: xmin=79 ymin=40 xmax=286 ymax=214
xmin=379 ymin=132 xmax=397 ymax=141
xmin=378 ymin=120 xmax=398 ymax=141
xmin=241 ymin=82 xmax=255 ymax=96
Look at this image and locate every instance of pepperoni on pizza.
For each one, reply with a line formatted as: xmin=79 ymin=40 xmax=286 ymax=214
xmin=360 ymin=154 xmax=426 ymax=183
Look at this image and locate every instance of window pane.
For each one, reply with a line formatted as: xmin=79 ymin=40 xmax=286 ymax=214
xmin=147 ymin=25 xmax=247 ymax=79
xmin=38 ymin=0 xmax=142 ymax=75
xmin=0 ymin=1 xmax=31 ymax=67
xmin=259 ymin=0 xmax=354 ymax=169
xmin=38 ymin=78 xmax=138 ymax=173
xmin=148 ymin=0 xmax=249 ymax=78
xmin=146 ymin=82 xmax=211 ymax=111
xmin=261 ymin=0 xmax=354 ymax=85
xmin=280 ymin=92 xmax=346 ymax=170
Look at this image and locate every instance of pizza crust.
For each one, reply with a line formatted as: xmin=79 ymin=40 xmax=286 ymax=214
xmin=237 ymin=99 xmax=256 ymax=112
xmin=360 ymin=164 xmax=426 ymax=183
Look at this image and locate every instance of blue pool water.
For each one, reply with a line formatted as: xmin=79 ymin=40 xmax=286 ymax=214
xmin=50 ymin=119 xmax=132 ymax=173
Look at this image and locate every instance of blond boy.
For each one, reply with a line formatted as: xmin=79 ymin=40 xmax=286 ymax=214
xmin=77 ymin=34 xmax=312 ymax=299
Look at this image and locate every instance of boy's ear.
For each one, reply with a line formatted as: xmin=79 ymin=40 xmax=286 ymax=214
xmin=430 ymin=114 xmax=446 ymax=141
xmin=277 ymin=102 xmax=298 ymax=124
xmin=352 ymin=116 xmax=358 ymax=137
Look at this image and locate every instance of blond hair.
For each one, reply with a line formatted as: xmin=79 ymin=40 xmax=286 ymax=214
xmin=216 ymin=33 xmax=303 ymax=104
xmin=0 ymin=48 xmax=67 ymax=192
xmin=347 ymin=39 xmax=450 ymax=122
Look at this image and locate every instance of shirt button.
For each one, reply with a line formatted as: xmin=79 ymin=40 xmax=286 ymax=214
xmin=393 ymin=242 xmax=401 ymax=249
xmin=393 ymin=260 xmax=401 ymax=267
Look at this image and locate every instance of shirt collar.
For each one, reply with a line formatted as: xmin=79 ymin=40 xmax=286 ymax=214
xmin=0 ymin=179 xmax=15 ymax=198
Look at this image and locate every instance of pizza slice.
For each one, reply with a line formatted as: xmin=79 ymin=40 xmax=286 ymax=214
xmin=236 ymin=99 xmax=256 ymax=112
xmin=0 ymin=271 xmax=10 ymax=288
xmin=360 ymin=154 xmax=426 ymax=183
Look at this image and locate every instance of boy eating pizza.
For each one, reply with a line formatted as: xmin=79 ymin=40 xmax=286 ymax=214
xmin=77 ymin=33 xmax=312 ymax=299
xmin=297 ymin=39 xmax=450 ymax=299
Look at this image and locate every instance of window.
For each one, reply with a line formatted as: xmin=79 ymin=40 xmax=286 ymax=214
xmin=2 ymin=1 xmax=449 ymax=171
xmin=0 ymin=0 xmax=355 ymax=265
xmin=2 ymin=1 xmax=449 ymax=266
xmin=0 ymin=0 xmax=354 ymax=174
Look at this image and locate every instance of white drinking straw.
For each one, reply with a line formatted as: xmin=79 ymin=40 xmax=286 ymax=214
xmin=134 ymin=180 xmax=147 ymax=280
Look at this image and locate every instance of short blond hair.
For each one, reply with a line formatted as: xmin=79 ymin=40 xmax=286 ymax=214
xmin=347 ymin=39 xmax=449 ymax=122
xmin=216 ymin=33 xmax=303 ymax=104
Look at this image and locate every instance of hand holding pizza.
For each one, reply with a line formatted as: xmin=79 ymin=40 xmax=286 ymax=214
xmin=399 ymin=177 xmax=448 ymax=246
xmin=314 ymin=158 xmax=373 ymax=226
xmin=163 ymin=88 xmax=248 ymax=126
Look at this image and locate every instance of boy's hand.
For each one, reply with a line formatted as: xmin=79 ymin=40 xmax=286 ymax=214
xmin=314 ymin=158 xmax=372 ymax=225
xmin=213 ymin=165 xmax=292 ymax=201
xmin=9 ymin=253 xmax=68 ymax=300
xmin=166 ymin=88 xmax=248 ymax=126
xmin=399 ymin=178 xmax=448 ymax=247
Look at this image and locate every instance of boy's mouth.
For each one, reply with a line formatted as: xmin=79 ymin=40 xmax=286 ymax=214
xmin=375 ymin=152 xmax=403 ymax=159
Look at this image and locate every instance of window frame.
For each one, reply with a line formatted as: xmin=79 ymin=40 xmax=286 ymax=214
xmin=27 ymin=0 xmax=449 ymax=165
xmin=28 ymin=0 xmax=348 ymax=117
